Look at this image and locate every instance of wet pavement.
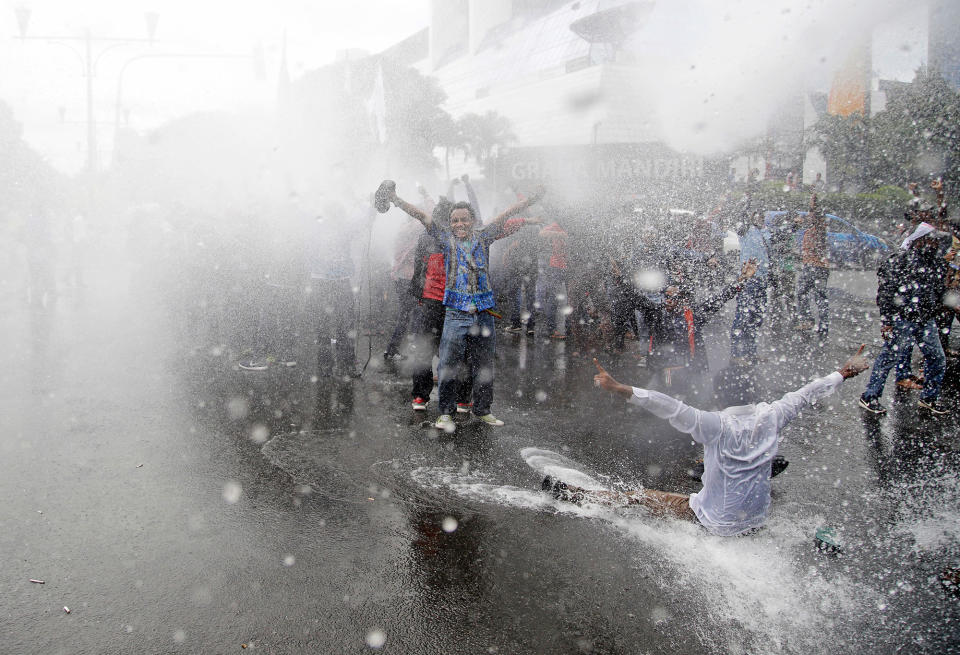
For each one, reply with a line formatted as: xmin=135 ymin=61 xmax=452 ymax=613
xmin=3 ymin=243 xmax=960 ymax=655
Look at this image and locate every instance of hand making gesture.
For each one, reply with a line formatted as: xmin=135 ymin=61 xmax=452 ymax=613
xmin=593 ymin=359 xmax=633 ymax=397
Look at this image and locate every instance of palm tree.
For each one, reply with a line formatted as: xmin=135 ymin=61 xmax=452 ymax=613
xmin=458 ymin=111 xmax=516 ymax=167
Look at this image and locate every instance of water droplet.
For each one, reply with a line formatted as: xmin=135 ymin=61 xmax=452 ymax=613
xmin=365 ymin=629 xmax=386 ymax=648
xmin=222 ymin=481 xmax=242 ymax=504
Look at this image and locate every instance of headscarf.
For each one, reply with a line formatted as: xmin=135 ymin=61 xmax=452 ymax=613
xmin=901 ymin=222 xmax=935 ymax=250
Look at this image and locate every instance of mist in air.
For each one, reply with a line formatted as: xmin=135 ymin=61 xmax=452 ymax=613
xmin=3 ymin=1 xmax=960 ymax=654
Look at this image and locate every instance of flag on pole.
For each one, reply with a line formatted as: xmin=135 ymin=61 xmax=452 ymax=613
xmin=365 ymin=63 xmax=387 ymax=144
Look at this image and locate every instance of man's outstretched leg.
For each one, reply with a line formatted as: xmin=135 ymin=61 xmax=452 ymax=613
xmin=541 ymin=477 xmax=696 ymax=521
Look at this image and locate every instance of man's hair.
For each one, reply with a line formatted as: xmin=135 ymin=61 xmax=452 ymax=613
xmin=450 ymin=201 xmax=476 ymax=223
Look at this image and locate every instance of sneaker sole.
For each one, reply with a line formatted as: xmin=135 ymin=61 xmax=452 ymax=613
xmin=918 ymin=402 xmax=949 ymax=415
xmin=858 ymin=399 xmax=887 ymax=414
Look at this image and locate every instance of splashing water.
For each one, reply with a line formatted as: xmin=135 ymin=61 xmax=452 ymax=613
xmin=411 ymin=447 xmax=885 ymax=654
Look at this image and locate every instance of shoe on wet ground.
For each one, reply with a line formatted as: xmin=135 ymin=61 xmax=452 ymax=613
xmin=771 ymin=456 xmax=789 ymax=478
xmin=504 ymin=325 xmax=523 ymax=334
xmin=239 ymin=359 xmax=269 ymax=371
xmin=540 ymin=476 xmax=584 ymax=504
xmin=434 ymin=414 xmax=455 ymax=432
xmin=383 ymin=351 xmax=406 ymax=361
xmin=476 ymin=413 xmax=504 ymax=426
xmin=918 ymin=398 xmax=950 ymax=415
xmin=411 ymin=397 xmax=427 ymax=411
xmin=456 ymin=402 xmax=473 ymax=414
xmin=896 ymin=377 xmax=923 ymax=390
xmin=858 ymin=395 xmax=887 ymax=414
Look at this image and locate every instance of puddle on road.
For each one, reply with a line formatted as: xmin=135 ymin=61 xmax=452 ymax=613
xmin=408 ymin=447 xmax=960 ymax=654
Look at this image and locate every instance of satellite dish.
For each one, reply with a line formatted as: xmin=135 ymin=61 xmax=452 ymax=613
xmin=569 ymin=1 xmax=655 ymax=45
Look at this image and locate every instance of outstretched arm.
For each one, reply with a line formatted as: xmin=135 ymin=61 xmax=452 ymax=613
xmin=697 ymin=259 xmax=758 ymax=318
xmin=489 ymin=186 xmax=545 ymax=231
xmin=390 ymin=189 xmax=432 ymax=227
xmin=771 ymin=345 xmax=869 ymax=430
xmin=609 ymin=259 xmax=658 ymax=312
xmin=593 ymin=359 xmax=723 ymax=444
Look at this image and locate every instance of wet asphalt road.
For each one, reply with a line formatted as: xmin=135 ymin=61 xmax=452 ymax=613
xmin=2 ymin=244 xmax=960 ymax=655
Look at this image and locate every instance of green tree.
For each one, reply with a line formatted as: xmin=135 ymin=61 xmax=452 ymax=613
xmin=868 ymin=67 xmax=960 ymax=194
xmin=813 ymin=113 xmax=869 ymax=193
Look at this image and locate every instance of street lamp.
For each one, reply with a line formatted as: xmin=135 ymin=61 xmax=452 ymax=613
xmin=14 ymin=10 xmax=159 ymax=174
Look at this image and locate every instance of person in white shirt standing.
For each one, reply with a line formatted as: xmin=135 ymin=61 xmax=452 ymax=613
xmin=543 ymin=347 xmax=869 ymax=537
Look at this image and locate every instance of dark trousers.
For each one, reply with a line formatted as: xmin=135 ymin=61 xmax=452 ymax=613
xmin=541 ymin=267 xmax=567 ymax=333
xmin=796 ymin=265 xmax=830 ymax=335
xmin=936 ymin=308 xmax=956 ymax=354
xmin=310 ymin=278 xmax=356 ymax=375
xmin=411 ymin=299 xmax=472 ymax=403
xmin=386 ymin=278 xmax=417 ymax=355
xmin=506 ymin=271 xmax=537 ymax=329
xmin=730 ymin=278 xmax=767 ymax=359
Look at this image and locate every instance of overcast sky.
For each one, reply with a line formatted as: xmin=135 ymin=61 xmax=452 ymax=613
xmin=0 ymin=0 xmax=429 ymax=173
xmin=0 ymin=0 xmax=929 ymax=174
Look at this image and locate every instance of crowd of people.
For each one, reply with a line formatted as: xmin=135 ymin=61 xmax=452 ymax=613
xmin=192 ymin=171 xmax=960 ymax=436
xmin=358 ymin=176 xmax=955 ymax=432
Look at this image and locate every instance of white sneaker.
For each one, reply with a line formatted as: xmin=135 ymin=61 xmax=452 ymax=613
xmin=434 ymin=414 xmax=456 ymax=433
xmin=477 ymin=414 xmax=504 ymax=426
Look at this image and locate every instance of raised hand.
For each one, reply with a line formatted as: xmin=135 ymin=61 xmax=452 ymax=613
xmin=593 ymin=358 xmax=632 ymax=397
xmin=838 ymin=344 xmax=870 ymax=379
xmin=739 ymin=258 xmax=758 ymax=280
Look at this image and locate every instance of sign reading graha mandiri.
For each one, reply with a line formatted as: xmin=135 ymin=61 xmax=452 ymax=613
xmin=497 ymin=144 xmax=725 ymax=190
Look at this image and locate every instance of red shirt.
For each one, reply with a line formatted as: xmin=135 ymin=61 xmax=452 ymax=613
xmin=540 ymin=222 xmax=568 ymax=269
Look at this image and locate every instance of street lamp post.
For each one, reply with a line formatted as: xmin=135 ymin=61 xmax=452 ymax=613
xmin=13 ymin=8 xmax=159 ymax=174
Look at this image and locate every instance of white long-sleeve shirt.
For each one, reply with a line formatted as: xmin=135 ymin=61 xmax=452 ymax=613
xmin=628 ymin=371 xmax=845 ymax=536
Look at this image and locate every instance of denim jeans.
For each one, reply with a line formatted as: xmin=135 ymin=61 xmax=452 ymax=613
xmin=437 ymin=309 xmax=496 ymax=415
xmin=796 ymin=265 xmax=830 ymax=335
xmin=862 ymin=318 xmax=945 ymax=402
xmin=730 ymin=278 xmax=767 ymax=359
xmin=410 ymin=299 xmax=472 ymax=403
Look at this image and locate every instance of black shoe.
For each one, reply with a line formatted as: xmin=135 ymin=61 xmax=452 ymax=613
xmin=688 ymin=462 xmax=705 ymax=480
xmin=771 ymin=456 xmax=789 ymax=478
xmin=374 ymin=179 xmax=396 ymax=213
xmin=858 ymin=395 xmax=887 ymax=414
xmin=541 ymin=476 xmax=584 ymax=504
xmin=918 ymin=398 xmax=950 ymax=415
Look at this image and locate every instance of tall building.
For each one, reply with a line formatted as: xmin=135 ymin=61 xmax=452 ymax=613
xmin=928 ymin=0 xmax=960 ymax=90
xmin=393 ymin=0 xmax=724 ymax=201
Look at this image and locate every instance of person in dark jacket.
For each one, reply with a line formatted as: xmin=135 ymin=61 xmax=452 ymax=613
xmin=502 ymin=228 xmax=540 ymax=335
xmin=859 ymin=223 xmax=952 ymax=416
xmin=611 ymin=259 xmax=758 ymax=390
